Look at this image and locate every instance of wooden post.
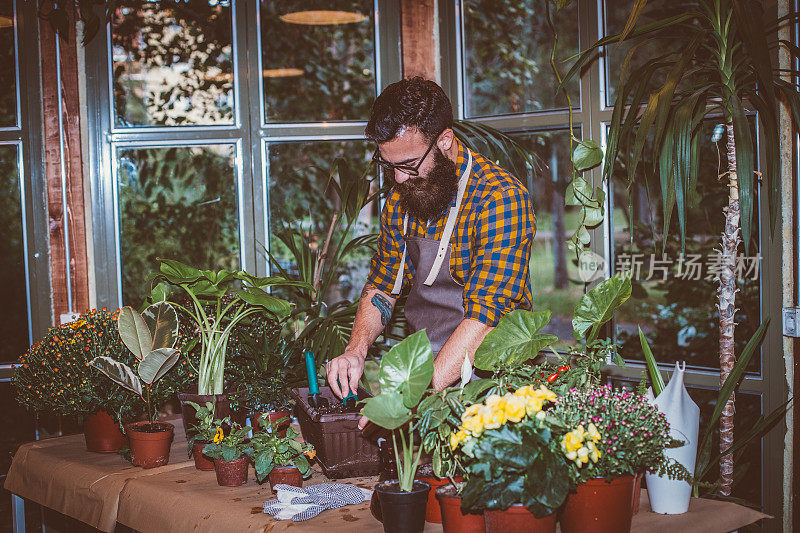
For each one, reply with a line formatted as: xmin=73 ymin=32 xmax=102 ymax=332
xmin=39 ymin=4 xmax=90 ymax=322
xmin=400 ymin=0 xmax=439 ymax=81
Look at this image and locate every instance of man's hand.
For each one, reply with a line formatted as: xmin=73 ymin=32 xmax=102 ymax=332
xmin=326 ymin=351 xmax=366 ymax=399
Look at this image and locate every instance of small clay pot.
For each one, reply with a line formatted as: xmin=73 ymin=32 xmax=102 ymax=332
xmin=374 ymin=479 xmax=430 ymax=533
xmin=415 ymin=470 xmax=463 ymax=523
xmin=83 ymin=410 xmax=126 ymax=453
xmin=484 ymin=505 xmax=556 ymax=533
xmin=268 ymin=465 xmax=303 ymax=492
xmin=434 ymin=483 xmax=484 ymax=533
xmin=252 ymin=410 xmax=292 ymax=437
xmin=559 ymin=475 xmax=635 ymax=533
xmin=213 ymin=456 xmax=249 ymax=487
xmin=125 ymin=421 xmax=174 ymax=469
xmin=192 ymin=442 xmax=214 ymax=471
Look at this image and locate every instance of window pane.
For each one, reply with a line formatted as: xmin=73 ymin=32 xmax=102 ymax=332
xmin=111 ymin=1 xmax=235 ymax=127
xmin=613 ymin=120 xmax=761 ymax=372
xmin=0 ymin=1 xmax=16 ymax=127
xmin=509 ymin=130 xmax=582 ymax=349
xmin=117 ymin=145 xmax=240 ymax=306
xmin=0 ymin=144 xmax=28 ymax=362
xmin=266 ymin=140 xmax=376 ymax=302
xmin=260 ymin=1 xmax=376 ymax=123
xmin=462 ymin=0 xmax=580 ymax=118
xmin=602 ymin=0 xmax=686 ymax=107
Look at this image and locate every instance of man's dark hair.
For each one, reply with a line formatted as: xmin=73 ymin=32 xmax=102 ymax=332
xmin=365 ymin=77 xmax=453 ymax=144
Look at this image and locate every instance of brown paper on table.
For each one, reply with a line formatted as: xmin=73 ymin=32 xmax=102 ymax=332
xmin=3 ymin=415 xmax=192 ymax=533
xmin=118 ymin=468 xmax=768 ymax=533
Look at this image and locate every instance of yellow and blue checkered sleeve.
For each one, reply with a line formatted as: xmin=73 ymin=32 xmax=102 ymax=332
xmin=367 ymin=194 xmax=413 ymax=295
xmin=463 ymin=186 xmax=535 ymax=326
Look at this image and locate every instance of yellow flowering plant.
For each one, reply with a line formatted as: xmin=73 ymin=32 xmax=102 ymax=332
xmin=199 ymin=418 xmax=253 ymax=463
xmin=454 ymin=384 xmax=572 ymax=516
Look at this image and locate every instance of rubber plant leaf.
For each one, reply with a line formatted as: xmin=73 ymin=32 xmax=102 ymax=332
xmin=118 ymin=306 xmax=153 ymax=361
xmin=142 ymin=301 xmax=178 ymax=350
xmin=89 ymin=356 xmax=143 ymax=397
xmin=474 ymin=310 xmax=558 ymax=371
xmin=138 ymin=348 xmax=180 ymax=385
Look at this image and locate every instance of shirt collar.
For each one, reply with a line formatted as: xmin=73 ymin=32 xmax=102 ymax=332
xmin=455 ymin=138 xmax=470 ymax=178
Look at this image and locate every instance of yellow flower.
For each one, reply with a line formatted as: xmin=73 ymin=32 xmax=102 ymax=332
xmin=483 ymin=403 xmax=507 ymax=430
xmin=213 ymin=427 xmax=224 ymax=444
xmin=536 ymin=385 xmax=557 ymax=402
xmin=587 ymin=423 xmax=601 ymax=443
xmin=305 ymin=449 xmax=316 ymax=460
xmin=462 ymin=404 xmax=482 ymax=419
xmin=462 ymin=411 xmax=485 ymax=435
xmin=525 ymin=396 xmax=545 ymax=415
xmin=450 ymin=429 xmax=468 ymax=450
xmin=485 ymin=394 xmax=506 ymax=411
xmin=504 ymin=394 xmax=526 ymax=423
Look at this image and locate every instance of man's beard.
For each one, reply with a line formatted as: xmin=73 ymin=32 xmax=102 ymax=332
xmin=395 ymin=149 xmax=458 ymax=221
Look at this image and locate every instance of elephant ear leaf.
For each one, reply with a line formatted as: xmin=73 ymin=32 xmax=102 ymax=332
xmin=118 ymin=306 xmax=153 ymax=361
xmin=142 ymin=302 xmax=178 ymax=350
xmin=572 ymin=273 xmax=632 ymax=342
xmin=138 ymin=348 xmax=180 ymax=385
xmin=90 ymin=356 xmax=143 ymax=397
xmin=474 ymin=310 xmax=558 ymax=371
xmin=377 ymin=330 xmax=434 ymax=408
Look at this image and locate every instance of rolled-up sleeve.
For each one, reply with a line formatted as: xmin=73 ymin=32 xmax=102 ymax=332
xmin=463 ymin=186 xmax=535 ymax=326
xmin=367 ymin=195 xmax=413 ymax=295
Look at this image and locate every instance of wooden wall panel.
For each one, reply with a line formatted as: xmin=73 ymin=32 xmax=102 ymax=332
xmin=39 ymin=4 xmax=90 ymax=322
xmin=400 ymin=0 xmax=438 ymax=81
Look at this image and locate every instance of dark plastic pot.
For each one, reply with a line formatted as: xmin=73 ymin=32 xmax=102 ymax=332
xmin=125 ymin=421 xmax=174 ymax=469
xmin=485 ymin=505 xmax=556 ymax=532
xmin=291 ymin=386 xmax=380 ymax=478
xmin=213 ymin=456 xmax=249 ymax=487
xmin=177 ymin=392 xmax=238 ymax=441
xmin=268 ymin=465 xmax=303 ymax=492
xmin=83 ymin=410 xmax=126 ymax=453
xmin=559 ymin=475 xmax=635 ymax=533
xmin=374 ymin=479 xmax=430 ymax=533
xmin=192 ymin=442 xmax=214 ymax=471
xmin=415 ymin=467 xmax=462 ymax=523
xmin=252 ymin=410 xmax=292 ymax=437
xmin=434 ymin=483 xmax=485 ymax=533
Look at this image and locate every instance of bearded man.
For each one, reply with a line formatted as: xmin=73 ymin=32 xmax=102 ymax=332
xmin=326 ymin=77 xmax=536 ymax=412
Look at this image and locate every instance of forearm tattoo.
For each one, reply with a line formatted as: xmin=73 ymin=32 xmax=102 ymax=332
xmin=371 ymin=293 xmax=393 ymax=326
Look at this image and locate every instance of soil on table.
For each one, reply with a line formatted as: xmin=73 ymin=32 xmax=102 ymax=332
xmin=131 ymin=422 xmax=172 ymax=433
xmin=314 ymin=402 xmax=361 ymax=415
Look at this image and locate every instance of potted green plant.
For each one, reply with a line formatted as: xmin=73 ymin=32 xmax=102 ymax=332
xmin=450 ymin=384 xmax=569 ymax=533
xmin=201 ymin=418 xmax=253 ymax=486
xmin=89 ymin=303 xmax=182 ymax=468
xmin=146 ymin=259 xmax=303 ymax=438
xmin=361 ymin=330 xmax=434 ymax=533
xmin=251 ymin=415 xmax=315 ymax=492
xmin=12 ymin=308 xmax=144 ymax=453
xmin=185 ymin=401 xmax=217 ymax=471
xmin=550 ymin=385 xmax=686 ymax=533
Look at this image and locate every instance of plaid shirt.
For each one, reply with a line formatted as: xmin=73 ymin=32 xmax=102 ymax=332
xmin=368 ymin=140 xmax=536 ymax=327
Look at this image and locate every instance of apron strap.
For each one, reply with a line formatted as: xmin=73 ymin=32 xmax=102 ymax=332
xmin=423 ymin=151 xmax=472 ymax=286
xmin=390 ymin=213 xmax=409 ymax=295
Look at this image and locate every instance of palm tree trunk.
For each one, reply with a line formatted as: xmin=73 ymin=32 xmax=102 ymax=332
xmin=718 ymin=122 xmax=741 ymax=496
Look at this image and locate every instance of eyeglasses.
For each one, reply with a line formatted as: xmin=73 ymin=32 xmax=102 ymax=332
xmin=372 ymin=132 xmax=441 ymax=177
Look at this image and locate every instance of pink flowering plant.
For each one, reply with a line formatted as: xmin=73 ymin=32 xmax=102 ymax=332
xmin=551 ymin=385 xmax=688 ymax=484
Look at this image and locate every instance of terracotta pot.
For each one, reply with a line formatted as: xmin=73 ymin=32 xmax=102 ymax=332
xmin=559 ymin=475 xmax=635 ymax=533
xmin=252 ymin=410 xmax=292 ymax=437
xmin=484 ymin=505 xmax=556 ymax=533
xmin=214 ymin=456 xmax=249 ymax=486
xmin=632 ymin=472 xmax=643 ymax=515
xmin=83 ymin=410 xmax=126 ymax=453
xmin=434 ymin=484 xmax=485 ymax=533
xmin=416 ymin=475 xmax=462 ymax=523
xmin=268 ymin=465 xmax=303 ymax=492
xmin=125 ymin=421 xmax=174 ymax=469
xmin=177 ymin=392 xmax=238 ymax=441
xmin=192 ymin=442 xmax=215 ymax=471
xmin=375 ymin=479 xmax=430 ymax=533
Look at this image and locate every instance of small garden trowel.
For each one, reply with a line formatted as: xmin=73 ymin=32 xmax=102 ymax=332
xmin=304 ymin=350 xmax=329 ymax=409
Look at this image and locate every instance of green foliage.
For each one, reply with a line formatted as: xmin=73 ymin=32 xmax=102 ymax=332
xmin=460 ymin=421 xmax=570 ymax=516
xmin=251 ymin=417 xmax=315 ymax=483
xmin=474 ymin=310 xmax=558 ymax=371
xmin=572 ymin=272 xmax=632 ymax=342
xmin=90 ymin=303 xmax=181 ymax=422
xmin=185 ymin=401 xmax=218 ymax=450
xmin=200 ymin=419 xmax=253 ymax=463
xmin=362 ymin=331 xmax=434 ymax=492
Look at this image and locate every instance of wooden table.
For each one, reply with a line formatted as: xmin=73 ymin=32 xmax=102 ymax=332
xmin=4 ymin=418 xmax=770 ymax=532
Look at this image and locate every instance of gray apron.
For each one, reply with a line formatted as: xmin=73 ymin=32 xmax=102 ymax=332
xmin=391 ymin=152 xmax=473 ymax=356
